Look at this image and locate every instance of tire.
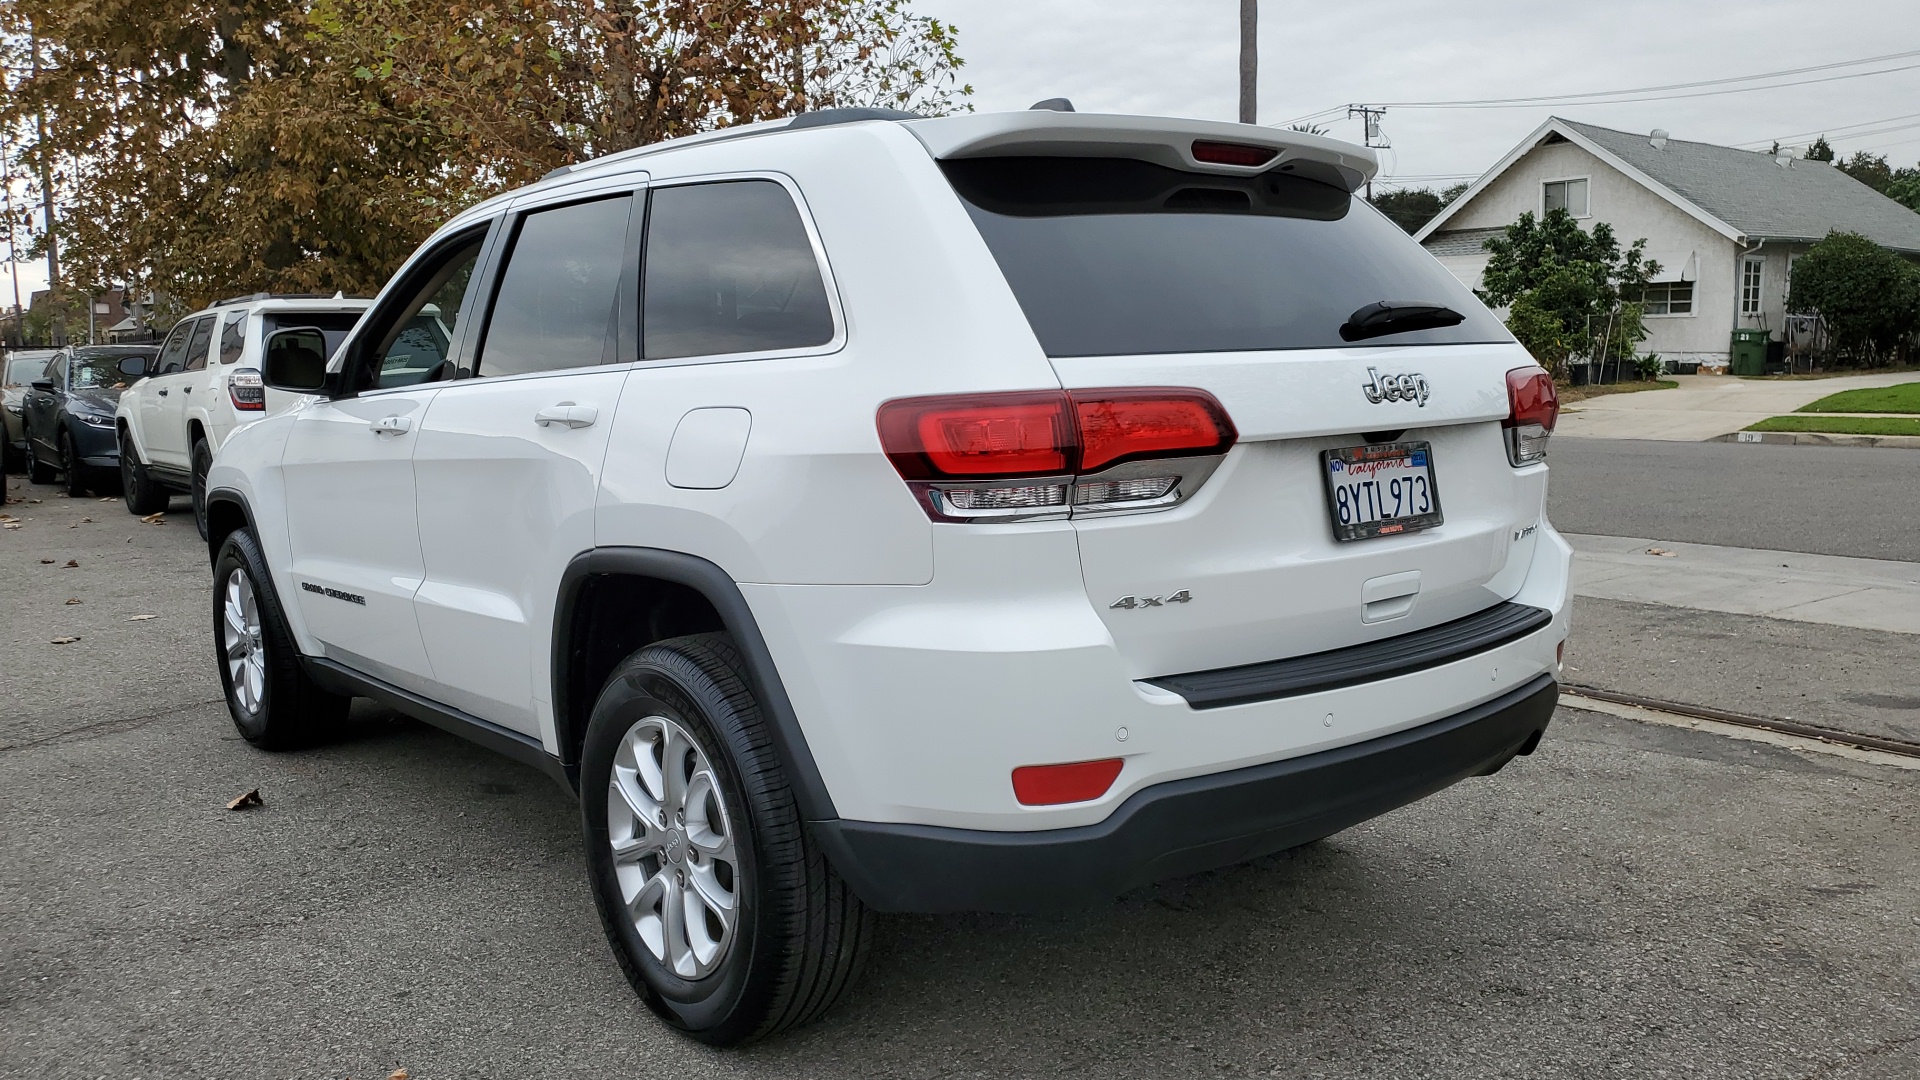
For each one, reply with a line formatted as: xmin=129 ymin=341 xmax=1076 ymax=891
xmin=26 ymin=432 xmax=54 ymax=483
xmin=580 ymin=633 xmax=871 ymax=1046
xmin=211 ymin=526 xmax=349 ymax=749
xmin=121 ymin=431 xmax=169 ymax=515
xmin=190 ymin=437 xmax=212 ymax=540
xmin=60 ymin=429 xmax=87 ymax=497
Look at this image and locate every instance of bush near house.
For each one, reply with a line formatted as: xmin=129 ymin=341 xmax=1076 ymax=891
xmin=1477 ymin=208 xmax=1659 ymax=379
xmin=1787 ymin=232 xmax=1920 ymax=367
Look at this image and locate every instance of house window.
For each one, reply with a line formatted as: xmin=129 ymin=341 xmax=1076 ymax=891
xmin=1641 ymin=281 xmax=1694 ymax=316
xmin=1740 ymin=256 xmax=1764 ymax=317
xmin=1543 ymin=178 xmax=1589 ymax=217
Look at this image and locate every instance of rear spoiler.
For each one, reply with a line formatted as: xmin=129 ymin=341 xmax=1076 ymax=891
xmin=905 ymin=111 xmax=1377 ymax=193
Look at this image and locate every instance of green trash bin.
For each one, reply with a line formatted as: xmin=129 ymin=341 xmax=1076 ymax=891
xmin=1730 ymin=329 xmax=1769 ymax=376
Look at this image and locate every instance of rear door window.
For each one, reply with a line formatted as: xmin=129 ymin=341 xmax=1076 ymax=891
xmin=183 ymin=317 xmax=215 ymax=371
xmin=941 ymin=157 xmax=1509 ymax=356
xmin=477 ymin=195 xmax=633 ymax=378
xmin=642 ymin=180 xmax=834 ymax=360
xmin=154 ymin=321 xmax=195 ymax=375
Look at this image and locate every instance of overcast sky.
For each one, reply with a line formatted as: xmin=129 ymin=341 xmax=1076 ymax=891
xmin=6 ymin=0 xmax=1918 ymax=307
xmin=927 ymin=0 xmax=1920 ymax=181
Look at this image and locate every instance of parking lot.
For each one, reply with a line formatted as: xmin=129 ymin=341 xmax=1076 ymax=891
xmin=4 ymin=468 xmax=1919 ymax=1079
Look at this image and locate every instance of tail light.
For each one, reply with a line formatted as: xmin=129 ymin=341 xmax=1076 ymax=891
xmin=878 ymin=389 xmax=1236 ymax=522
xmin=1502 ymin=366 xmax=1557 ymax=466
xmin=229 ymin=368 xmax=266 ymax=412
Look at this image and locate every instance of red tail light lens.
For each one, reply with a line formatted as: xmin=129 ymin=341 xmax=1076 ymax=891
xmin=1503 ymin=366 xmax=1558 ymax=466
xmin=1012 ymin=758 xmax=1124 ymax=805
xmin=1191 ymin=140 xmax=1279 ymax=167
xmin=878 ymin=388 xmax=1236 ymax=520
xmin=1075 ymin=390 xmax=1237 ymax=472
xmin=1504 ymin=367 xmax=1558 ymax=431
xmin=876 ymin=392 xmax=1073 ymax=480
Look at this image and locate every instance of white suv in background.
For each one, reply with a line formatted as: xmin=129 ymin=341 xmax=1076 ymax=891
xmin=204 ymin=107 xmax=1570 ymax=1044
xmin=115 ymin=294 xmax=379 ymax=535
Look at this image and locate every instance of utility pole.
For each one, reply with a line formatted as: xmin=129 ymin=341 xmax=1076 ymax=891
xmin=30 ymin=25 xmax=61 ymax=344
xmin=2 ymin=127 xmax=22 ymax=338
xmin=1347 ymin=104 xmax=1389 ymax=200
xmin=1238 ymin=0 xmax=1257 ymax=124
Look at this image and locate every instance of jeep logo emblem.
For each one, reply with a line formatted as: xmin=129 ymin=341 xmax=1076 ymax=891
xmin=1362 ymin=367 xmax=1430 ymax=407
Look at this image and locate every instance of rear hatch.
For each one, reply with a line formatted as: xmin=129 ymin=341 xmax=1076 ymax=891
xmin=936 ymin=139 xmax=1548 ymax=679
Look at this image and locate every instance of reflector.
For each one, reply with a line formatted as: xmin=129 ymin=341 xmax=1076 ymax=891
xmin=1012 ymin=758 xmax=1124 ymax=805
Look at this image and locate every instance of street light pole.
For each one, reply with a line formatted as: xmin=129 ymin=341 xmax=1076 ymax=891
xmin=1238 ymin=0 xmax=1257 ymax=124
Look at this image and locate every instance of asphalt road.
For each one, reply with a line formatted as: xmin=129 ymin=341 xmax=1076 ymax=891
xmin=1548 ymin=438 xmax=1920 ymax=562
xmin=6 ymin=475 xmax=1920 ymax=1079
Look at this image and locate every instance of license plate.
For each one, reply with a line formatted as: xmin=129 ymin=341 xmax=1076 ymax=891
xmin=1322 ymin=441 xmax=1443 ymax=541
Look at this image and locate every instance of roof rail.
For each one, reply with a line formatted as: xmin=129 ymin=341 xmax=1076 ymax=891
xmin=786 ymin=107 xmax=922 ymax=130
xmin=210 ymin=292 xmax=336 ymax=308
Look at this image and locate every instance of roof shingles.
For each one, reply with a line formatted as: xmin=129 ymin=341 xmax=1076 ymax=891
xmin=1560 ymin=118 xmax=1920 ymax=253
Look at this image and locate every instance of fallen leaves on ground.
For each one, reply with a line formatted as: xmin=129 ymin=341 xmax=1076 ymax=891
xmin=39 ymin=558 xmax=54 ymax=564
xmin=1646 ymin=547 xmax=1677 ymax=557
xmin=80 ymin=517 xmax=93 ymax=523
xmin=64 ymin=597 xmax=81 ymax=605
xmin=50 ymin=636 xmax=80 ymax=644
xmin=226 ymin=789 xmax=263 ymax=811
xmin=2 ymin=522 xmax=19 ymax=530
xmin=129 ymin=614 xmax=157 ymax=622
xmin=98 ymin=496 xmax=114 ymax=502
xmin=140 ymin=512 xmax=165 ymax=524
xmin=389 ymin=1070 xmax=410 ymax=1080
xmin=62 ymin=559 xmax=78 ymax=568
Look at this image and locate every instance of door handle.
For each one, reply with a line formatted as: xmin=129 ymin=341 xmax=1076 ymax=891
xmin=370 ymin=415 xmax=413 ymax=436
xmin=534 ymin=402 xmax=597 ymax=430
xmin=157 ymin=388 xmax=168 ymax=396
xmin=183 ymin=386 xmax=191 ymax=394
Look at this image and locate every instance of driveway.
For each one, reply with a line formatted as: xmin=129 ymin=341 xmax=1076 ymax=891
xmin=1557 ymin=371 xmax=1919 ymax=441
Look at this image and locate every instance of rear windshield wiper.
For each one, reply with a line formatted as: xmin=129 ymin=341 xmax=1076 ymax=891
xmin=1340 ymin=301 xmax=1467 ymax=343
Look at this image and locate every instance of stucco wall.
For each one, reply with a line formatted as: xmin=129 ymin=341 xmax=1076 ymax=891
xmin=1427 ymin=137 xmax=1741 ymax=363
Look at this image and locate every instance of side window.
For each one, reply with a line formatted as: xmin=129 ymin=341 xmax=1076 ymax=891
xmin=184 ymin=317 xmax=215 ymax=372
xmin=358 ymin=234 xmax=485 ymax=391
xmin=155 ymin=321 xmax=194 ymax=375
xmin=477 ymin=195 xmax=633 ymax=378
xmin=48 ymin=356 xmax=67 ymax=387
xmin=643 ymin=180 xmax=834 ymax=360
xmin=218 ymin=312 xmax=247 ymax=365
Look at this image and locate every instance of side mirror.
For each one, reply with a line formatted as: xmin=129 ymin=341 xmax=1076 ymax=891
xmin=262 ymin=327 xmax=333 ymax=393
xmin=30 ymin=379 xmax=54 ymax=392
xmin=117 ymin=356 xmax=148 ymax=378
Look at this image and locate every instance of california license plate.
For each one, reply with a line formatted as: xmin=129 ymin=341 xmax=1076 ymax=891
xmin=1322 ymin=441 xmax=1443 ymax=542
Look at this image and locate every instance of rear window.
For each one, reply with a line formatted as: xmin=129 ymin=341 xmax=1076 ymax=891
xmin=942 ymin=157 xmax=1509 ymax=357
xmin=262 ymin=312 xmax=366 ymax=362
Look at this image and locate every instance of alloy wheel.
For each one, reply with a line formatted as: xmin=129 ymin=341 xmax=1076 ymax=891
xmin=222 ymin=567 xmax=267 ymax=716
xmin=606 ymin=714 xmax=741 ymax=980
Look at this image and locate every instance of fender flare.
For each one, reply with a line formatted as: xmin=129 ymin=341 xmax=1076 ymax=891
xmin=553 ymin=547 xmax=838 ymax=822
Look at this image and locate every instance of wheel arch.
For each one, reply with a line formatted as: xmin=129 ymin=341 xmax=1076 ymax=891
xmin=203 ymin=485 xmax=252 ymax=563
xmin=554 ymin=548 xmax=838 ymax=821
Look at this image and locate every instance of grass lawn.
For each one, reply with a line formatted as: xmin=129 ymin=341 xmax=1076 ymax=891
xmin=1794 ymin=382 xmax=1920 ymax=414
xmin=1748 ymin=415 xmax=1920 ymax=436
xmin=1558 ymin=379 xmax=1676 ymax=404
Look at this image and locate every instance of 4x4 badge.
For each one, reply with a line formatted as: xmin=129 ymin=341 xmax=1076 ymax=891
xmin=1110 ymin=590 xmax=1192 ymax=610
xmin=1362 ymin=367 xmax=1430 ymax=407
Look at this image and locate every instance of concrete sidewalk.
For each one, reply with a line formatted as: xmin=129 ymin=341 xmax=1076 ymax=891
xmin=1567 ymin=532 xmax=1920 ymax=634
xmin=1557 ymin=370 xmax=1919 ymax=441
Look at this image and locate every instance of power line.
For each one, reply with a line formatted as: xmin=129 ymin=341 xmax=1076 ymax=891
xmin=1280 ymin=47 xmax=1920 ymax=125
xmin=1732 ymin=111 xmax=1920 ymax=149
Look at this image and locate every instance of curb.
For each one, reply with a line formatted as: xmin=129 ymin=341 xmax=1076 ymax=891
xmin=1713 ymin=430 xmax=1920 ymax=449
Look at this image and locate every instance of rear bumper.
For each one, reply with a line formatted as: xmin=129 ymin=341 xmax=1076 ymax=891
xmin=815 ymin=673 xmax=1556 ymax=913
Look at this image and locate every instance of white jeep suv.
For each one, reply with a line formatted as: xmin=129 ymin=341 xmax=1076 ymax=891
xmin=205 ymin=108 xmax=1570 ymax=1044
xmin=114 ymin=294 xmax=382 ymax=536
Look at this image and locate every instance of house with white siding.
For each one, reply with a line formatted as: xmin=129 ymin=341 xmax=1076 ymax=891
xmin=1416 ymin=117 xmax=1920 ymax=371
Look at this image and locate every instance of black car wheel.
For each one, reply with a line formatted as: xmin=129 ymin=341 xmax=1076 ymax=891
xmin=121 ymin=431 xmax=169 ymax=515
xmin=212 ymin=526 xmax=349 ymax=749
xmin=191 ymin=438 xmax=212 ymax=540
xmin=581 ymin=633 xmax=872 ymax=1046
xmin=25 ymin=433 xmax=55 ymax=484
xmin=60 ymin=429 xmax=88 ymax=496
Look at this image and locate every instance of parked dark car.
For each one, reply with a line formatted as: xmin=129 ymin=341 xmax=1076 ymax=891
xmin=22 ymin=345 xmax=159 ymax=496
xmin=4 ymin=348 xmax=62 ymax=474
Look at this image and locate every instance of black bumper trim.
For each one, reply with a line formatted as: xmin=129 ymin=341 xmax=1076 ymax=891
xmin=1146 ymin=601 xmax=1553 ymax=710
xmin=812 ymin=674 xmax=1557 ymax=913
